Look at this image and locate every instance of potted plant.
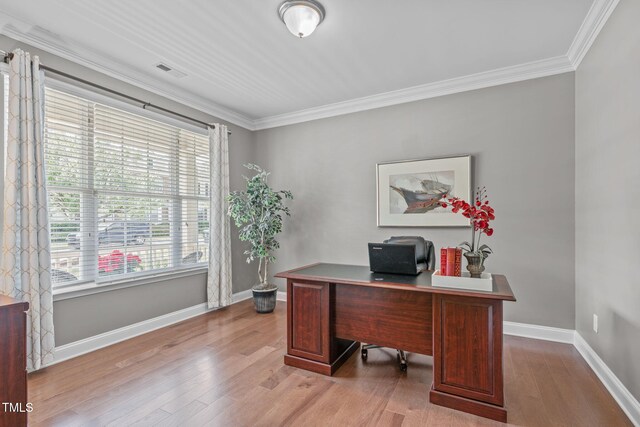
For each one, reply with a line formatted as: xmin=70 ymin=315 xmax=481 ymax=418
xmin=440 ymin=186 xmax=495 ymax=278
xmin=227 ymin=164 xmax=293 ymax=313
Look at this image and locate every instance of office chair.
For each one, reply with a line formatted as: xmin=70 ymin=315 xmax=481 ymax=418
xmin=361 ymin=236 xmax=435 ymax=372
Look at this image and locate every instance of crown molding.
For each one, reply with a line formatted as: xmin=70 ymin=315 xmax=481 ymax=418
xmin=252 ymin=0 xmax=622 ymax=130
xmin=253 ymin=55 xmax=574 ymax=130
xmin=567 ymin=0 xmax=620 ymax=69
xmin=0 ymin=12 xmax=256 ymax=130
xmin=1 ymin=1 xmax=620 ymax=132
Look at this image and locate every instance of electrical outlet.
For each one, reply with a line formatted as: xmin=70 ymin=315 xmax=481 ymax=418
xmin=593 ymin=314 xmax=598 ymax=333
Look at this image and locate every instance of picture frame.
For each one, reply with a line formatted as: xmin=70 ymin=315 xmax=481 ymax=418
xmin=376 ymin=155 xmax=471 ymax=227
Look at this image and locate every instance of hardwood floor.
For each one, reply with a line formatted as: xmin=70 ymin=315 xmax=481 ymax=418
xmin=28 ymin=300 xmax=631 ymax=426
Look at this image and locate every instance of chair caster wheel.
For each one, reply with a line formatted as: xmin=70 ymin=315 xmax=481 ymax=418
xmin=361 ymin=348 xmax=368 ymax=360
xmin=397 ymin=352 xmax=407 ymax=371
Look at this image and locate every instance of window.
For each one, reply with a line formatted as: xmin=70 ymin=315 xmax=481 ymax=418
xmin=45 ymin=88 xmax=210 ymax=287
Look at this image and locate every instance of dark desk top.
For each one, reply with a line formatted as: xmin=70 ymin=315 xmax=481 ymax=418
xmin=275 ymin=263 xmax=516 ymax=301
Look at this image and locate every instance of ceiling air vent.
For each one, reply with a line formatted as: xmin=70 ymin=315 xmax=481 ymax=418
xmin=154 ymin=63 xmax=187 ymax=79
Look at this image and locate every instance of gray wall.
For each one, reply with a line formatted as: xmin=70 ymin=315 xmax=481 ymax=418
xmin=575 ymin=0 xmax=640 ymax=400
xmin=255 ymin=73 xmax=576 ymax=329
xmin=0 ymin=35 xmax=256 ymax=346
xmin=9 ymin=14 xmax=631 ymax=357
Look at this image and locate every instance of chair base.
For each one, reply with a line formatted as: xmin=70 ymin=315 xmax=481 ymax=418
xmin=361 ymin=344 xmax=408 ymax=371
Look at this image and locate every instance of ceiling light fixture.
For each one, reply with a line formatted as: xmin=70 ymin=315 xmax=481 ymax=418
xmin=278 ymin=0 xmax=325 ymax=38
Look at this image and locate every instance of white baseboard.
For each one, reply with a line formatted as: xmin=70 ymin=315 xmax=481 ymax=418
xmin=232 ymin=289 xmax=252 ymax=303
xmin=53 ymin=302 xmax=211 ymax=366
xmin=574 ymin=333 xmax=640 ymax=426
xmin=277 ymin=291 xmax=287 ymax=301
xmin=503 ymin=321 xmax=576 ymax=344
xmin=53 ymin=288 xmax=255 ymax=367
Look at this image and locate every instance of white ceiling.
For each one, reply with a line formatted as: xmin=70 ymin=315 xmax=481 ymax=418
xmin=0 ymin=0 xmax=603 ymax=129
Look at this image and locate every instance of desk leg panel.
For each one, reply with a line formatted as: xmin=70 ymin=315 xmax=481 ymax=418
xmin=286 ymin=279 xmax=358 ymax=376
xmin=432 ymin=294 xmax=506 ymax=420
xmin=287 ymin=280 xmax=331 ymax=363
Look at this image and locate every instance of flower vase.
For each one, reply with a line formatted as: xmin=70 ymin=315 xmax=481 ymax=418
xmin=464 ymin=252 xmax=485 ymax=278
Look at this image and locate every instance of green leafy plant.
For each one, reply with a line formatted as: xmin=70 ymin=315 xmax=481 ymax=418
xmin=227 ymin=164 xmax=293 ymax=290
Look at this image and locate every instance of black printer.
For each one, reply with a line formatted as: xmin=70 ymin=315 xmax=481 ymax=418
xmin=368 ymin=236 xmax=435 ymax=275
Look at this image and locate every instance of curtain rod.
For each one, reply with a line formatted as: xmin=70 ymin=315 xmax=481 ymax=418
xmin=2 ymin=51 xmax=231 ymax=135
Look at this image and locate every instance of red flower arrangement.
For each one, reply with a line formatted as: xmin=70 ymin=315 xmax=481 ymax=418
xmin=98 ymin=250 xmax=143 ymax=275
xmin=440 ymin=186 xmax=495 ymax=258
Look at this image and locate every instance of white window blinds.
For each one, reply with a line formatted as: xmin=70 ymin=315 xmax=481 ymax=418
xmin=45 ymin=88 xmax=210 ymax=287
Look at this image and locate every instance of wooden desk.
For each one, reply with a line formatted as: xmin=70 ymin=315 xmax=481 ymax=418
xmin=0 ymin=295 xmax=29 ymax=427
xmin=275 ymin=263 xmax=516 ymax=422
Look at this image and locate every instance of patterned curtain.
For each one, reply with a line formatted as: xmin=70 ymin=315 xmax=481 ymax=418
xmin=207 ymin=124 xmax=232 ymax=308
xmin=1 ymin=49 xmax=55 ymax=370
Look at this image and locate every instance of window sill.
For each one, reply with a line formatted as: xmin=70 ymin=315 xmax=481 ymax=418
xmin=53 ymin=267 xmax=208 ymax=302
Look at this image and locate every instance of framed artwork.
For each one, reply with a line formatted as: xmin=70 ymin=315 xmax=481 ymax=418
xmin=377 ymin=155 xmax=471 ymax=227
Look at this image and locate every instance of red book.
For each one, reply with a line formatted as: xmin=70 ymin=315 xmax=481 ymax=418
xmin=446 ymin=247 xmax=456 ymax=276
xmin=440 ymin=247 xmax=447 ymax=275
xmin=454 ymin=248 xmax=462 ymax=276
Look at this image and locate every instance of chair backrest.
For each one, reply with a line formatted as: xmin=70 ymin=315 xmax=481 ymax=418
xmin=383 ymin=236 xmax=436 ymax=270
